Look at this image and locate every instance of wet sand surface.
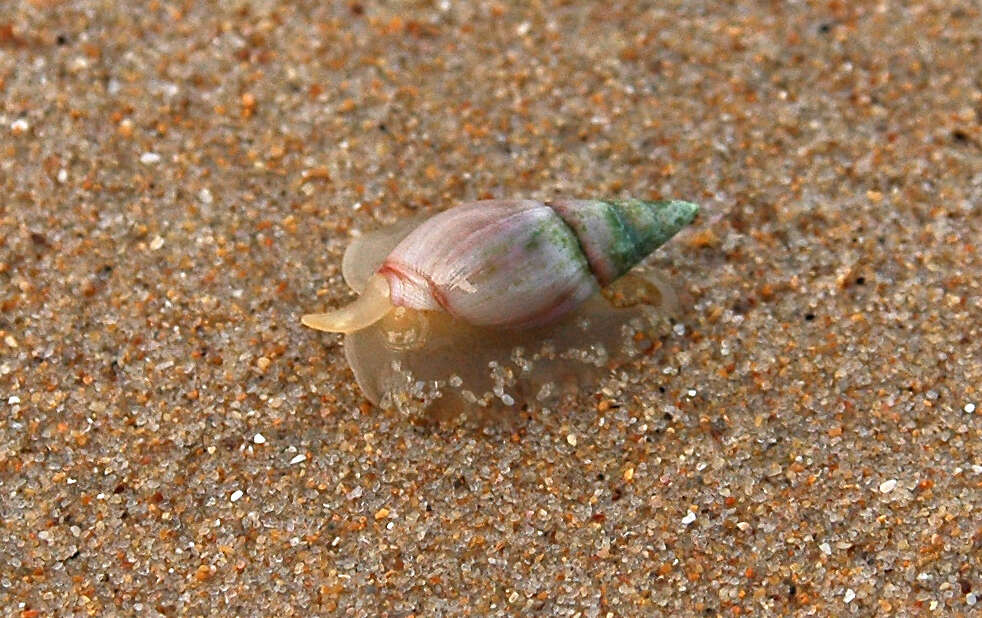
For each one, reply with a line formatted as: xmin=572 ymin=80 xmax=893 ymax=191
xmin=1 ymin=1 xmax=980 ymax=615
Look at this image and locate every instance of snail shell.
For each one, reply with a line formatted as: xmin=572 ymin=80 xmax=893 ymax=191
xmin=302 ymin=198 xmax=698 ymax=333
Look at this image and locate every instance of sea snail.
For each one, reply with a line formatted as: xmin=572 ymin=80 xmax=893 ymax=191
xmin=302 ymin=198 xmax=698 ymax=334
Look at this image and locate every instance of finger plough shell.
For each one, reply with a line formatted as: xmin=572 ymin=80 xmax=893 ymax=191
xmin=302 ymin=198 xmax=698 ymax=419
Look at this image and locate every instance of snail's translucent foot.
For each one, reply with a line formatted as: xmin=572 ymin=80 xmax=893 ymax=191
xmin=302 ymin=274 xmax=393 ymax=334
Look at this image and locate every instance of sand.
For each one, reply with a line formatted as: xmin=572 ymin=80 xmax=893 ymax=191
xmin=1 ymin=1 xmax=980 ymax=615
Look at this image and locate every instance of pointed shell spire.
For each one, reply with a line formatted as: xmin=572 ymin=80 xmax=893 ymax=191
xmin=547 ymin=199 xmax=700 ymax=286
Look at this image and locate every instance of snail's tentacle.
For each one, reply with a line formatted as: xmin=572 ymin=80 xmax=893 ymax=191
xmin=301 ymin=274 xmax=393 ymax=333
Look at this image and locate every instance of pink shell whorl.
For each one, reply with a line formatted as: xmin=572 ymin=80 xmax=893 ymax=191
xmin=379 ymin=200 xmax=598 ymax=328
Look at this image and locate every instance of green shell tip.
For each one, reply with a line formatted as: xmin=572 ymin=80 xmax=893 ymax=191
xmin=610 ymin=198 xmax=700 ymax=233
xmin=603 ymin=198 xmax=698 ymax=218
xmin=646 ymin=199 xmax=699 ymax=225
